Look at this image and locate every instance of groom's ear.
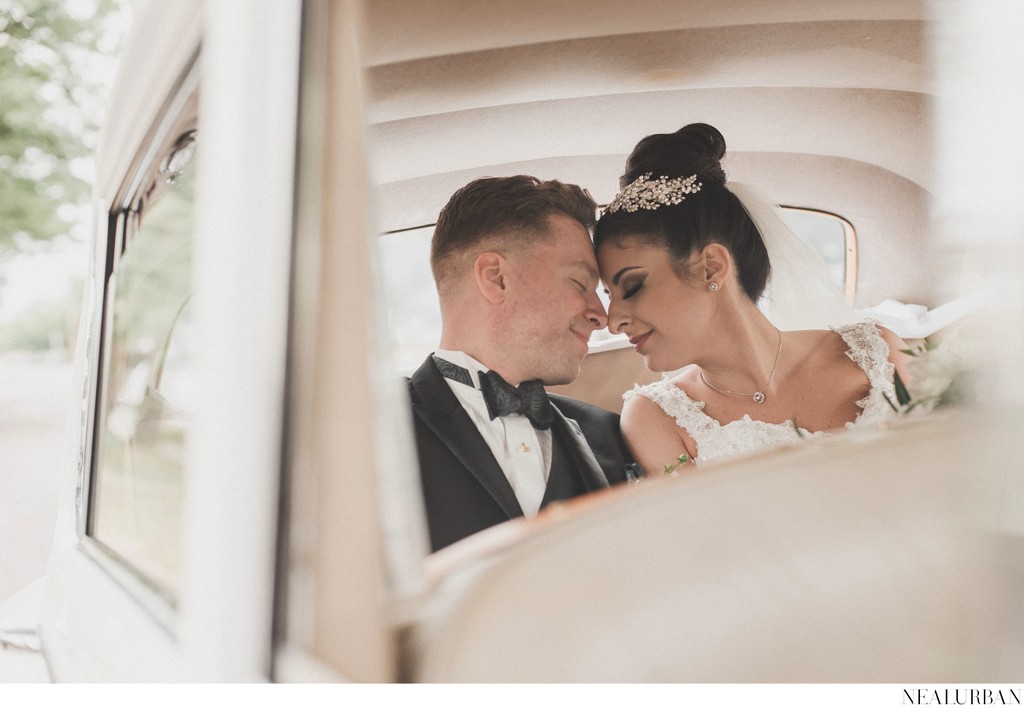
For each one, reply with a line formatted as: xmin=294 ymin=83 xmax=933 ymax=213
xmin=700 ymin=243 xmax=731 ymax=284
xmin=474 ymin=251 xmax=508 ymax=304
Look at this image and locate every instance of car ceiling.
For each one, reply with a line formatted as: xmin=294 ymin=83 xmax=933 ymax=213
xmin=362 ymin=0 xmax=934 ymax=308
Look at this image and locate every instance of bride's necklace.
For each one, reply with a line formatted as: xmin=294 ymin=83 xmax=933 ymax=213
xmin=699 ymin=328 xmax=783 ymax=405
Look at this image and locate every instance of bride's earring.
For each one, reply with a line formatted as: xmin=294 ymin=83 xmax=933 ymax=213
xmin=708 ymin=282 xmax=719 ymax=292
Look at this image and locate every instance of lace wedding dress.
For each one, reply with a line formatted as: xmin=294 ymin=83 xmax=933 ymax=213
xmin=624 ymin=322 xmax=898 ymax=466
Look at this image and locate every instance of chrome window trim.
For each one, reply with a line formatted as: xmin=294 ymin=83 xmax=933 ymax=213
xmin=115 ymin=50 xmax=201 ymax=213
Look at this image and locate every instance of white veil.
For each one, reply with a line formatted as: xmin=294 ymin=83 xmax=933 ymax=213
xmin=726 ymin=182 xmax=861 ymax=331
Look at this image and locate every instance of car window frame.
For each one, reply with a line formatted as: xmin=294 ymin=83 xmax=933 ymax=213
xmin=77 ymin=55 xmax=201 ymax=632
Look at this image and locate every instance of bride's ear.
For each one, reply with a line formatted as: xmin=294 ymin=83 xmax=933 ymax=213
xmin=700 ymin=243 xmax=731 ymax=286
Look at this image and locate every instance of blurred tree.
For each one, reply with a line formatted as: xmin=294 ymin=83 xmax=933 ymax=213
xmin=0 ymin=0 xmax=124 ymax=254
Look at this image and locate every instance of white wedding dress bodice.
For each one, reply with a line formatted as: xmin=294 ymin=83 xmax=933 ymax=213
xmin=624 ymin=322 xmax=897 ymax=466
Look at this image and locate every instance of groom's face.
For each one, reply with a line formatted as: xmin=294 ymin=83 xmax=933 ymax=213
xmin=500 ymin=214 xmax=607 ymax=385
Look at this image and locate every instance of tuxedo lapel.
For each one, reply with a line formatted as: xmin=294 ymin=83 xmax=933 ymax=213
xmin=409 ymin=356 xmax=524 ymax=519
xmin=549 ymin=406 xmax=612 ymax=492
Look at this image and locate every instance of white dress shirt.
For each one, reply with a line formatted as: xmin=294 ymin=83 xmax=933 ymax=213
xmin=434 ymin=349 xmax=552 ymax=517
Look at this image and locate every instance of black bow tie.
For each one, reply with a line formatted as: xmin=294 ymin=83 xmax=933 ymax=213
xmin=434 ymin=356 xmax=553 ymax=430
xmin=479 ymin=370 xmax=554 ymax=430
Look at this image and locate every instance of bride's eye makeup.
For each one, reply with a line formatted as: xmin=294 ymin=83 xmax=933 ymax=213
xmin=621 ymin=276 xmax=645 ymax=300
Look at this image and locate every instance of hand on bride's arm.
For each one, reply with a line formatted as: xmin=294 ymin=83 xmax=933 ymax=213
xmin=621 ymin=393 xmax=696 ymax=477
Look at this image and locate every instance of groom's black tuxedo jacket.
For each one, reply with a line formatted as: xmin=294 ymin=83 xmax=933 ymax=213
xmin=407 ymin=355 xmax=637 ymax=552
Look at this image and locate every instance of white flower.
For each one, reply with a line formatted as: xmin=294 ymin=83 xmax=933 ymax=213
xmin=901 ymin=329 xmax=970 ymax=414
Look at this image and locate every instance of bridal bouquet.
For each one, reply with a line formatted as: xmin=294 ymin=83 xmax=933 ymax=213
xmin=888 ymin=329 xmax=971 ymax=415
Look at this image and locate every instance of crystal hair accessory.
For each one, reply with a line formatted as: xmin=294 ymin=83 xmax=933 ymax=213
xmin=602 ymin=172 xmax=702 ymax=214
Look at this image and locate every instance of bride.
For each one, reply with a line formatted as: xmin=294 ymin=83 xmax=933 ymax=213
xmin=594 ymin=123 xmax=912 ymax=471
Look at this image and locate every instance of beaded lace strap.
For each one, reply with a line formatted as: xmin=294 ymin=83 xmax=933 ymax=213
xmin=624 ymin=380 xmax=714 ymax=436
xmin=833 ymin=321 xmax=897 ymax=412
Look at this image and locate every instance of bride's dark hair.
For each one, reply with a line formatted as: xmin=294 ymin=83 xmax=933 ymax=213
xmin=594 ymin=122 xmax=770 ymax=302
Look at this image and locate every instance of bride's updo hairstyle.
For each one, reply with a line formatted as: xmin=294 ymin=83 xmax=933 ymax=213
xmin=594 ymin=123 xmax=770 ymax=302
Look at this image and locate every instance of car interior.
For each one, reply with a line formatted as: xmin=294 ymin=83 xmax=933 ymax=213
xmin=363 ymin=0 xmax=950 ymax=415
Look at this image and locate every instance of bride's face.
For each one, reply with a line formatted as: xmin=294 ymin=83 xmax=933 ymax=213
xmin=598 ymin=239 xmax=711 ymax=372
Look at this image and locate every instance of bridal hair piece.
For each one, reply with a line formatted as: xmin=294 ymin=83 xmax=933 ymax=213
xmin=602 ymin=172 xmax=702 ymax=215
xmin=726 ymin=182 xmax=861 ymax=330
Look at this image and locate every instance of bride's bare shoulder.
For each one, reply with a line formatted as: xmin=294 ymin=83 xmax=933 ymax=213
xmin=787 ymin=328 xmax=849 ymax=356
xmin=621 ymin=385 xmax=695 ymax=466
xmin=794 ymin=323 xmax=910 ymax=375
xmin=784 ymin=328 xmax=859 ymax=378
xmin=622 ymin=373 xmax=697 ymax=425
xmin=666 ymin=364 xmax=702 ymax=390
xmin=621 ymin=390 xmax=667 ymax=422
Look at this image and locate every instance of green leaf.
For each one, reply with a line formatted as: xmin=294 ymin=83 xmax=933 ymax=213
xmin=790 ymin=417 xmax=806 ymax=438
xmin=893 ymin=370 xmax=912 ymax=407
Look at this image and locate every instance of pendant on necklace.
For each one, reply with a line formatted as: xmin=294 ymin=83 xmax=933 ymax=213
xmin=753 ymin=392 xmax=766 ymax=404
xmin=519 ymin=442 xmax=530 ymax=453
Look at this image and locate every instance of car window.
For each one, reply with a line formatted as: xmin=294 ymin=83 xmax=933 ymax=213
xmin=779 ymin=207 xmax=856 ymax=303
xmin=378 ymin=207 xmax=856 ymax=372
xmin=88 ymin=117 xmax=198 ymax=602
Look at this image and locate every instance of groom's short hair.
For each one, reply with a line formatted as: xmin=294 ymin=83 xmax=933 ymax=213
xmin=431 ymin=175 xmax=597 ymax=297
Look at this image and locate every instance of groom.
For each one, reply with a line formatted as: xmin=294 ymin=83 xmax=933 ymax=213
xmin=408 ymin=175 xmax=639 ymax=552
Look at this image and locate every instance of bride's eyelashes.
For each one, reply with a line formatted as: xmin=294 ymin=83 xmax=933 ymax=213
xmin=621 ymin=276 xmax=645 ymax=300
